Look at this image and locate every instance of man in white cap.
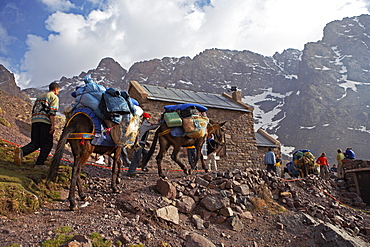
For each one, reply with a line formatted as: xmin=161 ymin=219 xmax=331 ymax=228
xmin=127 ymin=113 xmax=159 ymax=176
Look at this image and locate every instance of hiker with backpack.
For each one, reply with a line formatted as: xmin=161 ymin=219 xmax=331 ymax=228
xmin=14 ymin=82 xmax=61 ymax=167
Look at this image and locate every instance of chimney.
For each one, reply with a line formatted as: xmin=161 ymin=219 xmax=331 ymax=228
xmin=230 ymin=86 xmax=242 ymax=102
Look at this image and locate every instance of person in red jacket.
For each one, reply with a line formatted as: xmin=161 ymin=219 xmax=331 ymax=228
xmin=316 ymin=152 xmax=329 ymax=179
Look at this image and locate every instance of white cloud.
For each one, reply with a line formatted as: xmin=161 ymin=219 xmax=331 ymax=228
xmin=39 ymin=0 xmax=75 ymax=12
xmin=18 ymin=0 xmax=370 ymax=88
xmin=0 ymin=23 xmax=16 ymax=70
xmin=0 ymin=23 xmax=12 ymax=54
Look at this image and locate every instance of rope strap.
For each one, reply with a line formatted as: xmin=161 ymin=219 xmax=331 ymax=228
xmin=68 ymin=133 xmax=94 ymax=140
xmin=102 ymin=124 xmax=117 ymax=135
xmin=159 ymin=129 xmax=171 ymax=136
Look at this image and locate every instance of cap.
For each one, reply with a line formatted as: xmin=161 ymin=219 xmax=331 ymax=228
xmin=142 ymin=113 xmax=151 ymax=118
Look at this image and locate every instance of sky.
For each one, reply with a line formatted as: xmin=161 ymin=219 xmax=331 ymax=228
xmin=1 ymin=0 xmax=370 ymax=89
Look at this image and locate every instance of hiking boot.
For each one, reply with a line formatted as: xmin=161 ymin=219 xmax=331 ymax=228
xmin=14 ymin=147 xmax=23 ymax=166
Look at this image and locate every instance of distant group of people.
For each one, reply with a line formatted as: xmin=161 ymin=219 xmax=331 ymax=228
xmin=264 ymin=147 xmax=356 ymax=180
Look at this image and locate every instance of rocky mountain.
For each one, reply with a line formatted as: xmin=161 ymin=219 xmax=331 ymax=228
xmin=4 ymin=14 xmax=370 ymax=163
xmin=277 ymin=14 xmax=370 ymax=162
xmin=22 ymin=57 xmax=128 ymax=111
xmin=0 ymin=65 xmax=30 ymax=102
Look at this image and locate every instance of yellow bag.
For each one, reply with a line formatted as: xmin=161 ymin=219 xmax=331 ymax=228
xmin=105 ymin=115 xmax=140 ymax=148
xmin=184 ymin=116 xmax=209 ymax=139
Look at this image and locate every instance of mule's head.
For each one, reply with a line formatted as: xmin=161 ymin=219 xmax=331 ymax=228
xmin=208 ymin=120 xmax=226 ymax=145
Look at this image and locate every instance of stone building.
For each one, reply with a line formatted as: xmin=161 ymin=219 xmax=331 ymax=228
xmin=128 ymin=81 xmax=270 ymax=170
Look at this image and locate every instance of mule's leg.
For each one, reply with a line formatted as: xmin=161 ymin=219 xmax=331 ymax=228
xmin=111 ymin=147 xmax=122 ymax=193
xmin=196 ymin=139 xmax=208 ymax=173
xmin=156 ymin=141 xmax=170 ymax=179
xmin=170 ymin=145 xmax=190 ymax=175
xmin=116 ymin=155 xmax=123 ymax=184
xmin=68 ymin=162 xmax=78 ymax=211
xmin=303 ymin=165 xmax=308 ymax=178
xmin=69 ymin=145 xmax=92 ymax=211
xmin=76 ymin=145 xmax=94 ymax=202
xmin=69 ymin=159 xmax=86 ymax=211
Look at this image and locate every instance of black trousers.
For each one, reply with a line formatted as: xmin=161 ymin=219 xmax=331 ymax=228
xmin=187 ymin=148 xmax=196 ymax=167
xmin=22 ymin=122 xmax=53 ymax=165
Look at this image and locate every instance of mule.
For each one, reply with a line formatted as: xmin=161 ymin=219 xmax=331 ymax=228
xmin=141 ymin=119 xmax=226 ymax=179
xmin=296 ymin=156 xmax=316 ymax=178
xmin=47 ymin=113 xmax=128 ymax=211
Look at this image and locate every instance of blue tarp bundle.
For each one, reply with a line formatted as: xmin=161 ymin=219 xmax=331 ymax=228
xmin=171 ymin=127 xmax=185 ymax=137
xmin=73 ymin=75 xmax=107 ymax=111
xmin=71 ymin=107 xmax=115 ymax=146
xmin=72 ymin=107 xmax=102 ymax=134
xmin=164 ymin=103 xmax=208 ymax=112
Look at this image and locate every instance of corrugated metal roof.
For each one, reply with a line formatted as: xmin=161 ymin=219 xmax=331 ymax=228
xmin=255 ymin=132 xmax=279 ymax=147
xmin=141 ymin=84 xmax=250 ymax=112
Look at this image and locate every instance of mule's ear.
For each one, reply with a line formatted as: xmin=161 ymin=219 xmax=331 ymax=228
xmin=220 ymin=121 xmax=227 ymax=127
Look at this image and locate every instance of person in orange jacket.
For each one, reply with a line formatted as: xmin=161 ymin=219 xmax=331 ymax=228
xmin=316 ymin=152 xmax=329 ymax=179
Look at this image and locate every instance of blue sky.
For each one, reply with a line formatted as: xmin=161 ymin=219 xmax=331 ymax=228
xmin=1 ymin=0 xmax=370 ymax=89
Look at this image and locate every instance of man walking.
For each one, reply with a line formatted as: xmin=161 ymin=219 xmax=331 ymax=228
xmin=14 ymin=82 xmax=61 ymax=166
xmin=264 ymin=148 xmax=276 ymax=173
xmin=186 ymin=145 xmax=197 ymax=169
xmin=127 ymin=113 xmax=159 ymax=176
xmin=337 ymin=149 xmax=345 ymax=179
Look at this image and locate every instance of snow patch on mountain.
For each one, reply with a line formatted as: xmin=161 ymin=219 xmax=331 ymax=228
xmin=243 ymin=88 xmax=292 ymax=130
xmin=242 ymin=88 xmax=296 ymax=157
xmin=337 ymin=79 xmax=370 ymax=100
xmin=300 ymin=126 xmax=316 ymax=130
xmin=348 ymin=126 xmax=370 ymax=134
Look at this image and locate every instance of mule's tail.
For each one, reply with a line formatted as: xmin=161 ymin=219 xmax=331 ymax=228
xmin=47 ymin=125 xmax=76 ymax=182
xmin=141 ymin=127 xmax=160 ymax=167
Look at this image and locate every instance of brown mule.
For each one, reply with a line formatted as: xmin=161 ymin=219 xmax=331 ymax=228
xmin=141 ymin=119 xmax=226 ymax=179
xmin=47 ymin=113 xmax=127 ymax=211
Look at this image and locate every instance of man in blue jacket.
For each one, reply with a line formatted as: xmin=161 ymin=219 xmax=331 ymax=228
xmin=344 ymin=147 xmax=356 ymax=159
xmin=264 ymin=148 xmax=276 ymax=173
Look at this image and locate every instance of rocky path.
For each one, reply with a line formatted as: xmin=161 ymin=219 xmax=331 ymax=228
xmin=1 ymin=163 xmax=370 ymax=246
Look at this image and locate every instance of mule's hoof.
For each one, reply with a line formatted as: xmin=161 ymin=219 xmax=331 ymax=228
xmin=81 ymin=196 xmax=90 ymax=202
xmin=112 ymin=187 xmax=121 ymax=193
xmin=205 ymin=169 xmax=210 ymax=173
xmin=116 ymin=177 xmax=121 ymax=184
xmin=184 ymin=169 xmax=192 ymax=175
xmin=70 ymin=205 xmax=79 ymax=211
